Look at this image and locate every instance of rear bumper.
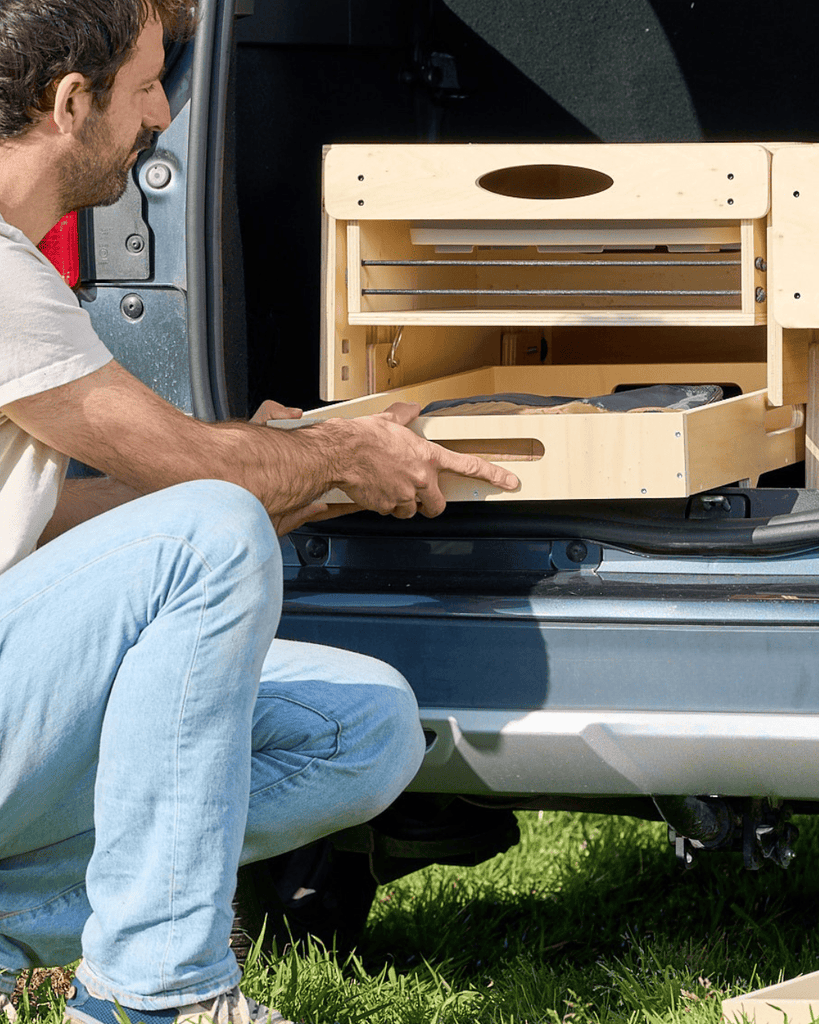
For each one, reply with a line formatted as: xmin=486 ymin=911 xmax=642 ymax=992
xmin=279 ymin=504 xmax=819 ymax=800
xmin=409 ymin=708 xmax=819 ymax=798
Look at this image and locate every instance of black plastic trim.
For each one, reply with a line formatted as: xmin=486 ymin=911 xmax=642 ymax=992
xmin=294 ymin=491 xmax=819 ymax=558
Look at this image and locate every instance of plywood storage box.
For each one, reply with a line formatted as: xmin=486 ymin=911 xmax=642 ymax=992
xmin=299 ymin=143 xmax=819 ymax=502
xmin=723 ymin=970 xmax=819 ymax=1024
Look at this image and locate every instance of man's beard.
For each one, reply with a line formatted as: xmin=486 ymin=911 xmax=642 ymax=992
xmin=57 ymin=112 xmax=154 ymax=214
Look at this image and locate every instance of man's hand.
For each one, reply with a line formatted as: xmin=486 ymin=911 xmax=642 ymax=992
xmin=250 ymin=399 xmax=363 ymax=535
xmin=250 ymin=399 xmax=303 ymax=424
xmin=329 ymin=401 xmax=520 ymax=518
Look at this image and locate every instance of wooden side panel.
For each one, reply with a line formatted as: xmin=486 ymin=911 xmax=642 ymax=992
xmin=771 ymin=146 xmax=819 ymax=329
xmin=767 ymin=321 xmax=811 ymax=407
xmin=741 ymin=217 xmax=768 ymax=323
xmin=324 ymin=144 xmax=771 ymax=222
xmin=346 ymin=222 xmax=361 ymax=315
xmin=807 ymin=340 xmax=819 ymax=488
xmin=685 ymin=391 xmax=803 ymax=492
xmin=320 ymin=213 xmax=369 ymax=401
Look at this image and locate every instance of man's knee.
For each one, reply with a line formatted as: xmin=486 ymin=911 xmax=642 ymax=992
xmin=322 ymin=657 xmax=426 ymax=815
xmin=101 ymin=480 xmax=282 ymax=609
xmin=361 ymin=668 xmax=426 ymax=804
xmin=147 ymin=480 xmax=278 ymax=566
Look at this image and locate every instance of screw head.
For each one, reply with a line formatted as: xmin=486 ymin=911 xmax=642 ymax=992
xmin=126 ymin=234 xmax=145 ymax=253
xmin=304 ymin=536 xmax=328 ymax=561
xmin=565 ymin=540 xmax=588 ymax=564
xmin=121 ymin=293 xmax=144 ymax=320
xmin=146 ymin=162 xmax=172 ymax=189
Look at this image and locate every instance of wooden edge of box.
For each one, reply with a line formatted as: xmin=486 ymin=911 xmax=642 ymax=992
xmin=323 ymin=142 xmax=771 ymax=222
xmin=723 ymin=972 xmax=819 ymax=1024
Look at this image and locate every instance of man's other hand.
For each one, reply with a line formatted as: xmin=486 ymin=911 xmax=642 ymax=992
xmin=251 ymin=399 xmax=303 ymax=424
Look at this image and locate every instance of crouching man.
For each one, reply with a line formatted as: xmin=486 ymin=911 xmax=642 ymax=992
xmin=0 ymin=2 xmax=519 ymax=1022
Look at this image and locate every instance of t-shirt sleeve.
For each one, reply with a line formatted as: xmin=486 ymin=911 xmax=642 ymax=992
xmin=0 ymin=233 xmax=112 ymax=407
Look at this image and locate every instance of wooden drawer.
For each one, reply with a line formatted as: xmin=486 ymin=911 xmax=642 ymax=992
xmin=310 ymin=143 xmax=813 ymax=501
xmin=301 ymin=363 xmax=803 ymax=502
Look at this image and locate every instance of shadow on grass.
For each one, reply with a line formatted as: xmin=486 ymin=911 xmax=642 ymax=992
xmin=360 ymin=812 xmax=819 ymax=1002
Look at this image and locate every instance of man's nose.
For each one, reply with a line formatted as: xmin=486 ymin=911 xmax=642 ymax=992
xmin=145 ymin=83 xmax=171 ymax=133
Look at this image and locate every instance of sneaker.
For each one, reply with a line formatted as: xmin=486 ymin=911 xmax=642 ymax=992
xmin=0 ymin=993 xmax=17 ymax=1023
xmin=64 ymin=979 xmax=294 ymax=1024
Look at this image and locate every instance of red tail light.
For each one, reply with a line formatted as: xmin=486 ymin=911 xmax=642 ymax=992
xmin=37 ymin=212 xmax=80 ymax=288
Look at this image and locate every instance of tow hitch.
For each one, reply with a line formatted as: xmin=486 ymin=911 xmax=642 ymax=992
xmin=653 ymin=796 xmax=799 ymax=871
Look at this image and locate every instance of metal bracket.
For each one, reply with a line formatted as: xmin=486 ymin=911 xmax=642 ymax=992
xmin=80 ymin=172 xmax=150 ymax=282
xmin=387 ymin=327 xmax=403 ymax=369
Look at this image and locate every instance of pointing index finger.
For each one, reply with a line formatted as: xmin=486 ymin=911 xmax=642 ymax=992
xmin=431 ymin=445 xmax=520 ymax=491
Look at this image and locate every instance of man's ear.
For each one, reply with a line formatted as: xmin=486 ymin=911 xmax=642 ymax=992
xmin=52 ymin=73 xmax=94 ymax=136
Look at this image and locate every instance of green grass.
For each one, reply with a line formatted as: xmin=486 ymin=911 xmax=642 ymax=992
xmin=11 ymin=810 xmax=819 ymax=1023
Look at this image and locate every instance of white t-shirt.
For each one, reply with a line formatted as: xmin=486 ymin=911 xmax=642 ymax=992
xmin=0 ymin=214 xmax=112 ymax=573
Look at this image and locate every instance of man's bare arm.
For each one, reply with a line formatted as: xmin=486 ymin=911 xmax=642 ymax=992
xmin=5 ymin=359 xmax=519 ymax=518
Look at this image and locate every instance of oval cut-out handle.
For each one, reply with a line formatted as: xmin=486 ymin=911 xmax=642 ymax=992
xmin=477 ymin=164 xmax=614 ymax=200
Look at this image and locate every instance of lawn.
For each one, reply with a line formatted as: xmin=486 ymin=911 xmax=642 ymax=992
xmin=10 ymin=810 xmax=819 ymax=1023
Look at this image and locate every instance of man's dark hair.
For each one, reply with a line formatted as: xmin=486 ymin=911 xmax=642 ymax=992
xmin=0 ymin=0 xmax=198 ymax=140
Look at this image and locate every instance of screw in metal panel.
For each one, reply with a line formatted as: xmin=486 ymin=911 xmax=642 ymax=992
xmin=304 ymin=536 xmax=328 ymax=562
xmin=727 ymin=173 xmax=734 ymax=180
xmin=641 ymin=488 xmax=647 ymax=494
xmin=795 ymin=293 xmax=802 ymax=300
xmin=794 ymin=191 xmax=801 ymax=198
xmin=358 ymin=199 xmax=365 ymax=206
xmin=126 ymin=234 xmax=145 ymax=253
xmin=755 ymin=257 xmax=767 ymax=272
xmin=357 ymin=175 xmax=364 ymax=181
xmin=755 ymin=287 xmax=766 ymax=303
xmin=120 ymin=293 xmax=145 ymax=320
xmin=727 ymin=198 xmax=734 ymax=205
xmin=145 ymin=162 xmax=172 ymax=189
xmin=565 ymin=540 xmax=588 ymax=564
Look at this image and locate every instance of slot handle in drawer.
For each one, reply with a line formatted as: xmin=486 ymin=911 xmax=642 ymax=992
xmin=435 ymin=437 xmax=546 ymax=463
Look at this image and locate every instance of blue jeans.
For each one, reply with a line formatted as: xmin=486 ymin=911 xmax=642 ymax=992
xmin=0 ymin=481 xmax=425 ymax=1009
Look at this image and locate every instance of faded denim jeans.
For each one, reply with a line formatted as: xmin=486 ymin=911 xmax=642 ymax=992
xmin=0 ymin=481 xmax=425 ymax=1009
